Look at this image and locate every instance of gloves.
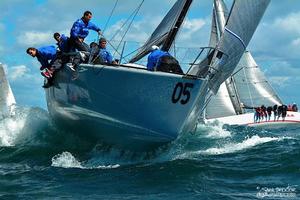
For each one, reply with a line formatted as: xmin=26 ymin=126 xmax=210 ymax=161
xmin=98 ymin=30 xmax=103 ymax=36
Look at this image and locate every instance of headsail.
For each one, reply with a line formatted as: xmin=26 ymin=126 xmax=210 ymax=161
xmin=208 ymin=0 xmax=270 ymax=94
xmin=232 ymin=51 xmax=282 ymax=107
xmin=0 ymin=63 xmax=16 ymax=118
xmin=129 ymin=0 xmax=193 ymax=63
xmin=206 ymin=0 xmax=244 ymax=119
xmin=205 ymin=1 xmax=237 ymax=119
xmin=214 ymin=0 xmax=229 ymax=32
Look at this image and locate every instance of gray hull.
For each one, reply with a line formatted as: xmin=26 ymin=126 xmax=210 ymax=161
xmin=46 ymin=64 xmax=206 ymax=150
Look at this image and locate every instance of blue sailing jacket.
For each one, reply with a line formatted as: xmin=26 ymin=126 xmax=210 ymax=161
xmin=98 ymin=48 xmax=113 ymax=64
xmin=70 ymin=18 xmax=101 ymax=39
xmin=147 ymin=49 xmax=170 ymax=71
xmin=36 ymin=45 xmax=57 ymax=68
xmin=57 ymin=34 xmax=69 ymax=52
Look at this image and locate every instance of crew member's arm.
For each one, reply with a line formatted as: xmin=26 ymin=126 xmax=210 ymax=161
xmin=106 ymin=51 xmax=113 ymax=64
xmin=88 ymin=22 xmax=101 ymax=33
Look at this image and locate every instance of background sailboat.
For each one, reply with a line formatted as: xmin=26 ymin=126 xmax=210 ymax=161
xmin=0 ymin=63 xmax=16 ymax=119
xmin=205 ymin=0 xmax=300 ymax=127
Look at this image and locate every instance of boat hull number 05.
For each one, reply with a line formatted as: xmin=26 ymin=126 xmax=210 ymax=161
xmin=172 ymin=82 xmax=194 ymax=104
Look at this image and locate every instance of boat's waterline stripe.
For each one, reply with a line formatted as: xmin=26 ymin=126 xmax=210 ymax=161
xmin=225 ymin=27 xmax=246 ymax=49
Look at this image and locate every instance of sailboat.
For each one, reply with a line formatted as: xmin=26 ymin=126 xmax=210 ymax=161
xmin=205 ymin=0 xmax=300 ymax=128
xmin=0 ymin=63 xmax=16 ymax=119
xmin=45 ymin=0 xmax=270 ymax=150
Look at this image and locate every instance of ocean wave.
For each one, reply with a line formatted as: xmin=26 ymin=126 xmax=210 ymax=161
xmin=196 ymin=123 xmax=232 ymax=139
xmin=0 ymin=107 xmax=29 ymax=146
xmin=0 ymin=106 xmax=49 ymax=147
xmin=200 ymin=135 xmax=292 ymax=155
xmin=174 ymin=135 xmax=294 ymax=160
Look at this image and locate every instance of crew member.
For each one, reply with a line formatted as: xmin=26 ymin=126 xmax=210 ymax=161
xmin=26 ymin=46 xmax=57 ymax=87
xmin=261 ymin=105 xmax=267 ymax=121
xmin=69 ymin=11 xmax=101 ymax=52
xmin=277 ymin=104 xmax=283 ymax=120
xmin=53 ymin=32 xmax=70 ymax=52
xmin=273 ymin=104 xmax=278 ymax=121
xmin=266 ymin=106 xmax=272 ymax=121
xmin=97 ymin=37 xmax=116 ymax=64
xmin=292 ymin=103 xmax=298 ymax=112
xmin=282 ymin=104 xmax=288 ymax=121
xmin=147 ymin=45 xmax=183 ymax=74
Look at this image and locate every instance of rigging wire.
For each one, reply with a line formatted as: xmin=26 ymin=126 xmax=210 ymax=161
xmin=96 ymin=1 xmax=143 ymax=62
xmin=109 ymin=0 xmax=144 ymax=41
xmin=113 ymin=0 xmax=144 ymax=58
xmin=102 ymin=0 xmax=119 ymax=35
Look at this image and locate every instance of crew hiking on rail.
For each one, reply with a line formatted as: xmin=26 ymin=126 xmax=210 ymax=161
xmin=26 ymin=10 xmax=185 ymax=88
xmin=243 ymin=103 xmax=298 ymax=123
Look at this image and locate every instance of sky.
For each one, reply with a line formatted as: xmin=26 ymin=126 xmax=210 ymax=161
xmin=0 ymin=0 xmax=300 ymax=109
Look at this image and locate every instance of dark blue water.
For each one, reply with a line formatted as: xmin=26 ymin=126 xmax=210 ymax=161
xmin=0 ymin=107 xmax=299 ymax=199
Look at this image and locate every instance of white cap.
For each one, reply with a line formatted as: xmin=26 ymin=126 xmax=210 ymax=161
xmin=151 ymin=45 xmax=160 ymax=51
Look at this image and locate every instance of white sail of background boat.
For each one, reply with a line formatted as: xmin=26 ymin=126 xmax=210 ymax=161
xmin=205 ymin=0 xmax=300 ymax=127
xmin=0 ymin=63 xmax=16 ymax=119
xmin=45 ymin=0 xmax=270 ymax=150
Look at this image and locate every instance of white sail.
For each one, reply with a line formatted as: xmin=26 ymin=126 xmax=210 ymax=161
xmin=205 ymin=83 xmax=236 ymax=119
xmin=232 ymin=51 xmax=283 ymax=107
xmin=208 ymin=7 xmax=219 ymax=48
xmin=208 ymin=0 xmax=270 ymax=94
xmin=205 ymin=1 xmax=237 ymax=119
xmin=214 ymin=0 xmax=229 ymax=32
xmin=0 ymin=63 xmax=16 ymax=118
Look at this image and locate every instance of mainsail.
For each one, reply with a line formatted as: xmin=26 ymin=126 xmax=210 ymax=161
xmin=0 ymin=63 xmax=16 ymax=118
xmin=232 ymin=51 xmax=282 ymax=108
xmin=129 ymin=0 xmax=193 ymax=63
xmin=207 ymin=0 xmax=270 ymax=94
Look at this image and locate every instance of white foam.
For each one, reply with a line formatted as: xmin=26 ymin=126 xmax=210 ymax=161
xmin=175 ymin=135 xmax=292 ymax=159
xmin=51 ymin=152 xmax=83 ymax=168
xmin=201 ymin=135 xmax=287 ymax=155
xmin=197 ymin=122 xmax=232 ymax=139
xmin=51 ymin=152 xmax=120 ymax=169
xmin=0 ymin=116 xmax=26 ymax=146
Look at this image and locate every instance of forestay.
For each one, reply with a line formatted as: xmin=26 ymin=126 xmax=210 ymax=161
xmin=207 ymin=0 xmax=270 ymax=94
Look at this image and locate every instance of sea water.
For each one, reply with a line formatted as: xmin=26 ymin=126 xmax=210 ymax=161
xmin=0 ymin=106 xmax=299 ymax=199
